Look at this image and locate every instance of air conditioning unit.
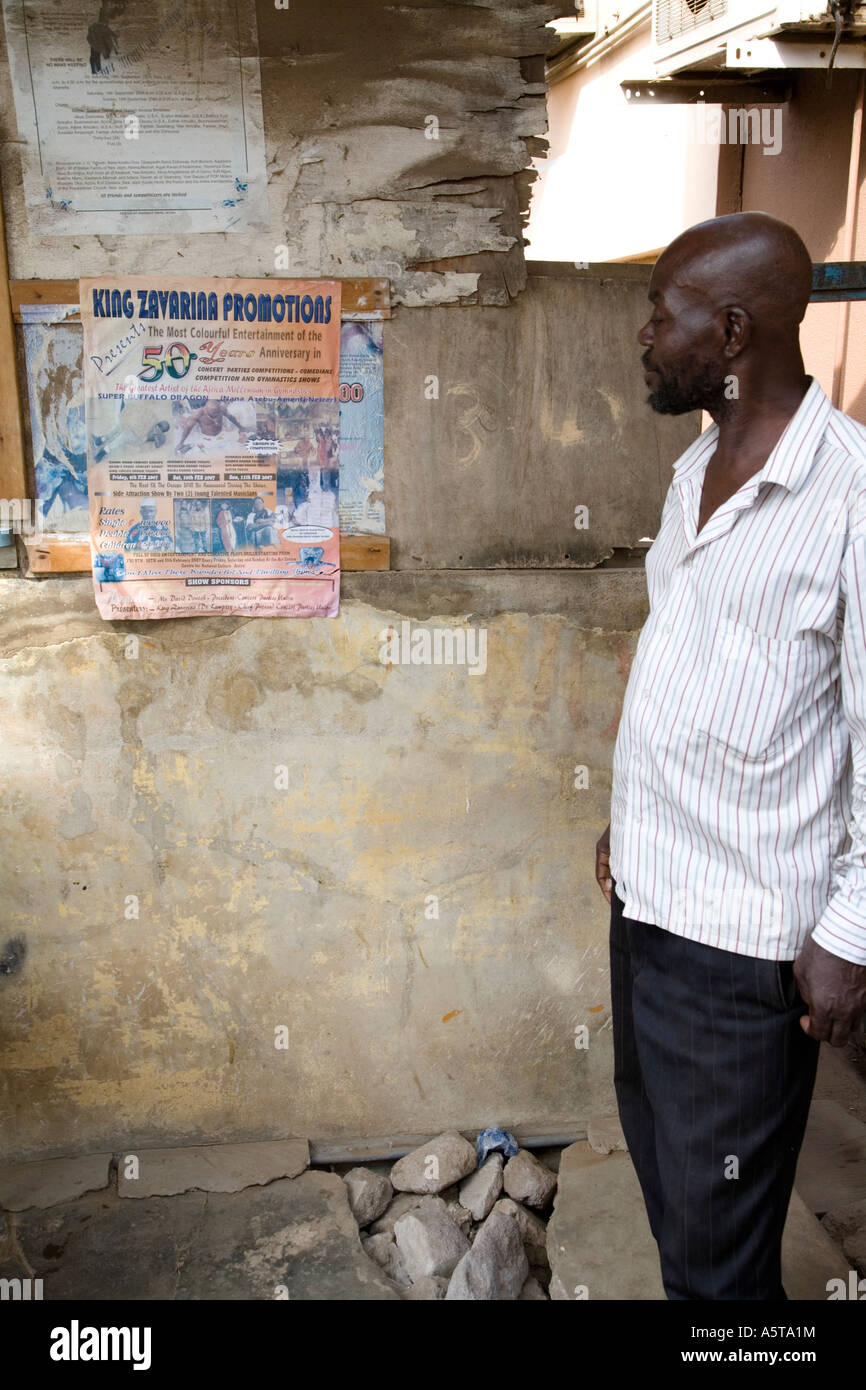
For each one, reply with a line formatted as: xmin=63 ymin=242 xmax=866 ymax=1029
xmin=652 ymin=0 xmax=866 ymax=75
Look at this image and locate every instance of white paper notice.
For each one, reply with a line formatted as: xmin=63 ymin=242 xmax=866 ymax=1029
xmin=3 ymin=0 xmax=267 ymax=234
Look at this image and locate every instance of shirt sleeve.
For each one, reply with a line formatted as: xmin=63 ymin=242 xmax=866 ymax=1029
xmin=811 ymin=498 xmax=866 ymax=965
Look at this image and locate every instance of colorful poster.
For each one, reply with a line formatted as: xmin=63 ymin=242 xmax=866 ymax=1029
xmin=22 ymin=310 xmax=89 ymax=533
xmin=18 ymin=313 xmax=387 ymax=540
xmin=80 ymin=276 xmax=342 ymax=620
xmin=338 ymin=322 xmax=385 ymax=535
xmin=3 ymin=0 xmax=266 ymax=234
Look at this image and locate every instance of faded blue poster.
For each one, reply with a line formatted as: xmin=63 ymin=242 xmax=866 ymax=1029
xmin=22 ymin=312 xmax=89 ymax=532
xmin=338 ymin=321 xmax=385 ymax=535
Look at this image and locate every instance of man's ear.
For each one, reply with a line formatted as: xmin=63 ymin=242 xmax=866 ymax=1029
xmin=722 ymin=306 xmax=750 ymax=360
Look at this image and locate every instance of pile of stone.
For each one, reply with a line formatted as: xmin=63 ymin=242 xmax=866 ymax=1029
xmin=341 ymin=1131 xmax=557 ymax=1299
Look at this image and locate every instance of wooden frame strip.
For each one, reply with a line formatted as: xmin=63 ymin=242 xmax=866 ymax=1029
xmin=24 ymin=533 xmax=390 ymax=575
xmin=0 ymin=186 xmax=28 ymax=501
xmin=10 ymin=277 xmax=391 ymax=322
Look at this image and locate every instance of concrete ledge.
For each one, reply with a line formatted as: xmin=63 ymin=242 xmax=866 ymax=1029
xmin=0 ymin=1153 xmax=111 ymax=1211
xmin=117 ymin=1138 xmax=309 ymax=1198
xmin=548 ymin=1142 xmax=665 ymax=1301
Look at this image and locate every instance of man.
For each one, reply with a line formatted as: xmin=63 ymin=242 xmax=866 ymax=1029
xmin=293 ymin=471 xmax=339 ymax=528
xmin=177 ymin=401 xmax=249 ymax=452
xmin=174 ymin=499 xmax=196 ymax=555
xmin=123 ymin=499 xmax=169 ymax=552
xmin=595 ymin=212 xmax=866 ymax=1301
xmin=245 ymin=496 xmax=280 ymax=548
xmin=86 ymin=4 xmax=118 ymax=74
xmin=215 ymin=501 xmax=238 ymax=555
xmin=273 ymin=485 xmax=296 ymax=529
xmin=189 ymin=498 xmax=210 ymax=554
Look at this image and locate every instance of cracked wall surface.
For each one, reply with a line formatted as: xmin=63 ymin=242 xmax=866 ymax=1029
xmin=0 ymin=0 xmax=562 ymax=305
xmin=0 ymin=3 xmax=700 ymax=1159
xmin=0 ymin=573 xmax=651 ymax=1160
xmin=384 ymin=270 xmax=699 ymax=567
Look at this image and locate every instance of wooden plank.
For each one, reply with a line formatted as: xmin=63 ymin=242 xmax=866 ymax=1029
xmin=10 ymin=277 xmax=391 ymax=322
xmin=340 ymin=535 xmax=390 ymax=570
xmin=0 ymin=185 xmax=28 ymax=501
xmin=25 ymin=534 xmax=390 ymax=574
xmin=24 ymin=538 xmax=91 ymax=573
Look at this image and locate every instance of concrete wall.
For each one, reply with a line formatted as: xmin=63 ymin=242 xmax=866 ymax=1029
xmin=0 ymin=271 xmax=698 ymax=1162
xmin=0 ymin=567 xmax=649 ymax=1160
xmin=386 ymin=266 xmax=684 ymax=568
xmin=0 ymin=2 xmax=702 ymax=1161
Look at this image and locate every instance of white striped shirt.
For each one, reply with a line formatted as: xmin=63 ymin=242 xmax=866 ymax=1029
xmin=609 ymin=377 xmax=866 ymax=964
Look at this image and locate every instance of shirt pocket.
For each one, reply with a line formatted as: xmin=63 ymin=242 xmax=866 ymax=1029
xmin=696 ymin=617 xmax=822 ymax=761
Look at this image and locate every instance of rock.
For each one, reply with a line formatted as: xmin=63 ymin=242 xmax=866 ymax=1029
xmin=401 ymin=1274 xmax=450 ymax=1300
xmin=445 ymin=1209 xmax=529 ymax=1300
xmin=493 ymin=1196 xmax=549 ymax=1268
xmin=343 ymin=1167 xmax=393 ymax=1227
xmin=446 ymin=1200 xmax=473 ymax=1235
xmin=530 ymin=1263 xmax=551 ymax=1290
xmin=0 ymin=1154 xmax=111 ymax=1211
xmin=843 ymin=1228 xmax=866 ymax=1275
xmin=821 ymin=1198 xmax=866 ymax=1247
xmin=502 ymin=1149 xmax=557 ymax=1210
xmin=361 ymin=1232 xmax=411 ymax=1286
xmin=820 ymin=1199 xmax=866 ymax=1276
xmin=459 ymin=1153 xmax=503 ymax=1221
xmin=519 ymin=1274 xmax=549 ymax=1300
xmin=394 ymin=1205 xmax=470 ymax=1280
xmin=390 ymin=1132 xmax=476 ymax=1195
xmin=369 ymin=1192 xmax=448 ymax=1237
xmin=587 ymin=1115 xmax=628 ymax=1156
xmin=117 ymin=1139 xmax=309 ymax=1198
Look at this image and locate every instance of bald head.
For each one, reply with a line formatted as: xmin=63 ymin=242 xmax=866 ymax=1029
xmin=657 ymin=212 xmax=813 ymax=331
xmin=639 ymin=213 xmax=812 ymax=418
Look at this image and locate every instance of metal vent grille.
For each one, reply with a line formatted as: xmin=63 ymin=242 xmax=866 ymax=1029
xmin=655 ymin=0 xmax=729 ymax=43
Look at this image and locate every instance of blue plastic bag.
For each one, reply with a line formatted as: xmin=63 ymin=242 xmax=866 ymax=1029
xmin=475 ymin=1126 xmax=519 ymax=1168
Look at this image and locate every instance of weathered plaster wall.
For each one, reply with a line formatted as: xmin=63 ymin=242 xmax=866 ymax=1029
xmin=0 ymin=2 xmax=702 ymax=1159
xmin=1 ymin=570 xmax=649 ymax=1162
xmin=0 ymin=264 xmax=699 ymax=1165
xmin=385 ymin=266 xmax=696 ymax=567
xmin=0 ymin=0 xmax=562 ymax=305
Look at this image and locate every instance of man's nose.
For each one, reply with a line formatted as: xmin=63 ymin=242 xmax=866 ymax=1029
xmin=637 ymin=320 xmax=653 ymax=348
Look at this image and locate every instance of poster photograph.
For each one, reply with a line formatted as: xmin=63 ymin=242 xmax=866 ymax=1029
xmin=80 ymin=276 xmax=342 ymax=619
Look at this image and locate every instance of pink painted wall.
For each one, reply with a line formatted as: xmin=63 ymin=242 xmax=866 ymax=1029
xmin=741 ymin=72 xmax=866 ymax=423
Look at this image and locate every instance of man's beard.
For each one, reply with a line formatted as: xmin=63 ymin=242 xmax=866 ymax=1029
xmin=645 ymin=355 xmax=731 ymax=418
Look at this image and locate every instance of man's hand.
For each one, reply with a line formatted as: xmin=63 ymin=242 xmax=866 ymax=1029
xmin=793 ymin=935 xmax=866 ymax=1046
xmin=595 ymin=822 xmax=612 ymax=905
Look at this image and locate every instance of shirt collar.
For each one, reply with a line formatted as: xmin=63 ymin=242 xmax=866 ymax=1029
xmin=670 ymin=377 xmax=833 ymax=493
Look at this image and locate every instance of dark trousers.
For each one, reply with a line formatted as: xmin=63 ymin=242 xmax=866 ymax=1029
xmin=609 ymin=882 xmax=820 ymax=1300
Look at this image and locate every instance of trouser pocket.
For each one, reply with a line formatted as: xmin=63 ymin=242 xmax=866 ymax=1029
xmin=774 ymin=959 xmax=801 ymax=1012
